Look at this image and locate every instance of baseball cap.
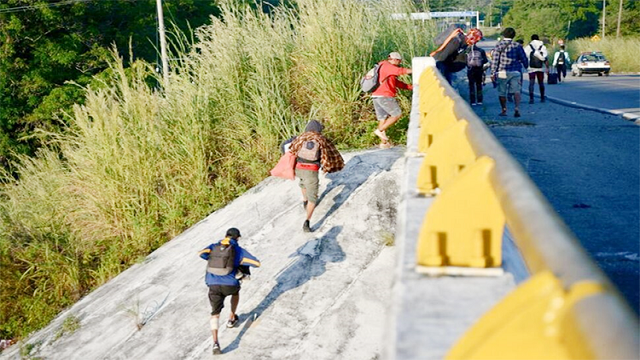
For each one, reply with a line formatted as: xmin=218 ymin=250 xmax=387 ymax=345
xmin=389 ymin=52 xmax=402 ymax=60
xmin=226 ymin=227 xmax=241 ymax=239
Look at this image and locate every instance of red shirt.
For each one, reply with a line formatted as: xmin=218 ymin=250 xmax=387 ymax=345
xmin=372 ymin=60 xmax=413 ymax=97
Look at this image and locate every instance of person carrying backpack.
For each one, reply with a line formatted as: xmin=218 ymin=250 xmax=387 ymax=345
xmin=490 ymin=27 xmax=528 ymax=118
xmin=465 ymin=28 xmax=488 ymax=106
xmin=524 ymin=34 xmax=549 ymax=103
xmin=371 ymin=52 xmax=413 ymax=149
xmin=288 ymin=120 xmax=344 ymax=232
xmin=552 ymin=45 xmax=571 ymax=83
xmin=199 ymin=227 xmax=261 ymax=355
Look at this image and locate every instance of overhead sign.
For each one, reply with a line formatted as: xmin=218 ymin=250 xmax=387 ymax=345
xmin=391 ymin=11 xmax=478 ymax=20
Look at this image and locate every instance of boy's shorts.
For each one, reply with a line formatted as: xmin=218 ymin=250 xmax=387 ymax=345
xmin=372 ymin=97 xmax=401 ymax=121
xmin=208 ymin=285 xmax=240 ymax=315
xmin=497 ymin=71 xmax=522 ymax=97
xmin=295 ymin=169 xmax=319 ymax=204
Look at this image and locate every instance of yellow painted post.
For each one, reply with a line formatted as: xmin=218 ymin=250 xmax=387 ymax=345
xmin=416 ymin=120 xmax=476 ymax=194
xmin=446 ymin=271 xmax=605 ymax=360
xmin=417 ymin=96 xmax=457 ymax=153
xmin=416 ymin=156 xmax=504 ymax=268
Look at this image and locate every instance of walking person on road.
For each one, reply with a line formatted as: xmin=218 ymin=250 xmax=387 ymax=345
xmin=490 ymin=27 xmax=528 ymax=118
xmin=289 ymin=120 xmax=344 ymax=232
xmin=524 ymin=34 xmax=549 ymax=103
xmin=371 ymin=52 xmax=413 ymax=149
xmin=465 ymin=28 xmax=488 ymax=106
xmin=199 ymin=227 xmax=261 ymax=355
xmin=552 ymin=45 xmax=570 ymax=83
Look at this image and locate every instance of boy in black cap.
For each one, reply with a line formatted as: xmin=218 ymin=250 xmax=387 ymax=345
xmin=199 ymin=228 xmax=260 ymax=355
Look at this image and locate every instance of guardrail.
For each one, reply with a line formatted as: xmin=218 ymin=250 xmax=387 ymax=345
xmin=409 ymin=58 xmax=639 ymax=359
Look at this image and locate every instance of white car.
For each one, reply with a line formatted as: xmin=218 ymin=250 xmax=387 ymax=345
xmin=571 ymin=52 xmax=611 ymax=76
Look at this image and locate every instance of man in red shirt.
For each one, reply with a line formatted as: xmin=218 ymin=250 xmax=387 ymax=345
xmin=372 ymin=52 xmax=413 ymax=149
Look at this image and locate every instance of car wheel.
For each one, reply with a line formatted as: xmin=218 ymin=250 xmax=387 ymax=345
xmin=605 ymin=72 xmax=610 ymax=76
xmin=578 ymin=70 xmax=582 ymax=77
xmin=598 ymin=72 xmax=603 ymax=76
xmin=571 ymin=70 xmax=576 ymax=76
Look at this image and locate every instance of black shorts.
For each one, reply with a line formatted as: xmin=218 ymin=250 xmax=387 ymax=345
xmin=208 ymin=285 xmax=240 ymax=315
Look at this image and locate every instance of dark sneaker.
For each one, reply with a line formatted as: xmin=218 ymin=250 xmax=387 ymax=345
xmin=499 ymin=111 xmax=507 ymax=117
xmin=213 ymin=342 xmax=222 ymax=355
xmin=303 ymin=220 xmax=311 ymax=232
xmin=226 ymin=314 xmax=239 ymax=328
xmin=529 ymin=98 xmax=534 ymax=104
xmin=541 ymin=96 xmax=546 ymax=103
xmin=514 ymin=110 xmax=521 ymax=118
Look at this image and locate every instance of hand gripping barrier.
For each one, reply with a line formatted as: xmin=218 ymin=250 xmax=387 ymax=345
xmin=412 ymin=58 xmax=639 ymax=359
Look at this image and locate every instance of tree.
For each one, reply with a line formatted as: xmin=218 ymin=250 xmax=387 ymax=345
xmin=502 ymin=0 xmax=599 ymax=43
xmin=605 ymin=0 xmax=640 ymax=37
xmin=0 ymin=0 xmax=220 ymax=167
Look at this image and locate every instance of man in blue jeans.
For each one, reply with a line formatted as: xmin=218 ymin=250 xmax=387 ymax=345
xmin=490 ymin=27 xmax=529 ymax=117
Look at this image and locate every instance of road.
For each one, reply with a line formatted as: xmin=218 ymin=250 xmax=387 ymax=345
xmin=478 ymin=39 xmax=640 ymax=120
xmin=451 ymin=43 xmax=640 ymax=313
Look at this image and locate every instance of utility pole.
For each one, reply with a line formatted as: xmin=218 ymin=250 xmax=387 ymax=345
xmin=616 ymin=0 xmax=623 ymax=37
xmin=601 ymin=0 xmax=606 ymax=38
xmin=156 ymin=0 xmax=169 ymax=84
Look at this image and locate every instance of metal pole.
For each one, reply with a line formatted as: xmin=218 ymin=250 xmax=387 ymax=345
xmin=476 ymin=11 xmax=479 ymax=28
xmin=616 ymin=0 xmax=623 ymax=37
xmin=156 ymin=0 xmax=169 ymax=84
xmin=602 ymin=0 xmax=606 ymax=38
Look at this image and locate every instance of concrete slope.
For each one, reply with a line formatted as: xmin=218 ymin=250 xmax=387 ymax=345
xmin=2 ymin=148 xmax=403 ymax=360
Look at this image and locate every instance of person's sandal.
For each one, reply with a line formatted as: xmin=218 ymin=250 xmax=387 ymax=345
xmin=379 ymin=142 xmax=393 ymax=149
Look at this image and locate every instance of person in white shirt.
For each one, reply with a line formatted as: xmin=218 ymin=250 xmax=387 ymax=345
xmin=523 ymin=34 xmax=549 ymax=103
xmin=552 ymin=45 xmax=571 ymax=83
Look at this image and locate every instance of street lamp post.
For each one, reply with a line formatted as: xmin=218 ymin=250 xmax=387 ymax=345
xmin=156 ymin=0 xmax=169 ymax=84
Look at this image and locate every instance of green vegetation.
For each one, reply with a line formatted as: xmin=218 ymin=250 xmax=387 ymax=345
xmin=0 ymin=0 xmax=221 ymax=166
xmin=0 ymin=0 xmax=435 ymax=340
xmin=53 ymin=315 xmax=81 ymax=341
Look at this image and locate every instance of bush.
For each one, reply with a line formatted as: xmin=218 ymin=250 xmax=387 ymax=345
xmin=0 ymin=0 xmax=435 ymax=339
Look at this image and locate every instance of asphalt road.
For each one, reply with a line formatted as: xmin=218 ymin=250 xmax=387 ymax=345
xmin=478 ymin=39 xmax=640 ymax=120
xmin=535 ymin=74 xmax=640 ymax=120
xmin=449 ymin=51 xmax=640 ymax=314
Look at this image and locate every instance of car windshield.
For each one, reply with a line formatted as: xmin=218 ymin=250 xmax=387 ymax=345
xmin=581 ymin=54 xmax=606 ymax=62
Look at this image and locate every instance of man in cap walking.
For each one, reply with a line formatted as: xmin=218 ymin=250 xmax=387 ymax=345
xmin=199 ymin=227 xmax=261 ymax=355
xmin=371 ymin=52 xmax=413 ymax=149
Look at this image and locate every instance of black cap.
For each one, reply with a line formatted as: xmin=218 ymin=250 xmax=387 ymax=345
xmin=226 ymin=227 xmax=241 ymax=239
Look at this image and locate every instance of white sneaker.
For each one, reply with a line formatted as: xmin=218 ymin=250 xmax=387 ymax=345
xmin=471 ymin=102 xmax=477 ymax=106
xmin=373 ymin=129 xmax=388 ymax=142
xmin=478 ymin=102 xmax=483 ymax=105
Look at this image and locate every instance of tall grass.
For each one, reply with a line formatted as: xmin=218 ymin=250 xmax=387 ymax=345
xmin=0 ymin=0 xmax=435 ymax=339
xmin=554 ymin=37 xmax=640 ymax=73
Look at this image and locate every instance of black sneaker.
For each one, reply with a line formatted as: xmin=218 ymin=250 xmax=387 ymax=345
xmin=226 ymin=314 xmax=239 ymax=328
xmin=303 ymin=220 xmax=311 ymax=232
xmin=213 ymin=342 xmax=222 ymax=355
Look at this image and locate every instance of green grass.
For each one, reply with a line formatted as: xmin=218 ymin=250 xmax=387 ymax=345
xmin=0 ymin=0 xmax=436 ymax=340
xmin=550 ymin=36 xmax=640 ymax=73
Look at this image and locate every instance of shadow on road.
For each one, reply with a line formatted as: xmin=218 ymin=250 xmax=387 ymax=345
xmin=312 ymin=149 xmax=401 ymax=231
xmin=223 ymin=225 xmax=345 ymax=353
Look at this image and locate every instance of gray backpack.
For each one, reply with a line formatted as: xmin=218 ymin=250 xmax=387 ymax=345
xmin=207 ymin=243 xmax=236 ymax=276
xmin=360 ymin=63 xmax=381 ymax=93
xmin=297 ymin=140 xmax=320 ymax=162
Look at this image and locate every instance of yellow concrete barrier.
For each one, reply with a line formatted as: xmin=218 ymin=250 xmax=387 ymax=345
xmin=417 ymin=96 xmax=457 ymax=153
xmin=416 ymin=156 xmax=505 ymax=268
xmin=416 ymin=119 xmax=477 ymax=194
xmin=446 ymin=271 xmax=606 ymax=360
